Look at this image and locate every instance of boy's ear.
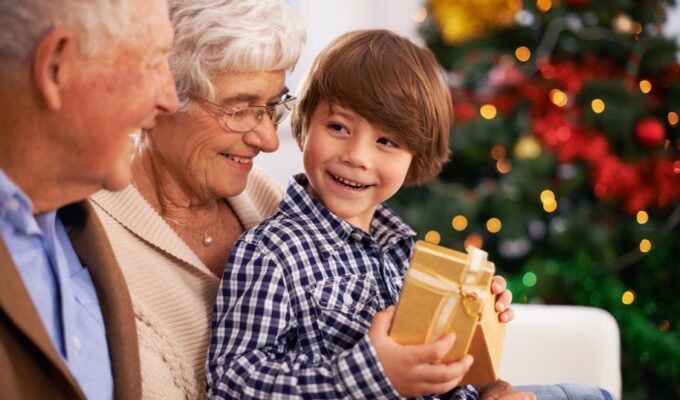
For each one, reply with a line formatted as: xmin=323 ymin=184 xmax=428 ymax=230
xmin=33 ymin=27 xmax=77 ymax=110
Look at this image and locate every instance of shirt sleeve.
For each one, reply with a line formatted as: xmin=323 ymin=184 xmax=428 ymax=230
xmin=206 ymin=240 xmax=401 ymax=399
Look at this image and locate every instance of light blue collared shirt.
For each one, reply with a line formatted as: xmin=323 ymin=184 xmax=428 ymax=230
xmin=0 ymin=168 xmax=113 ymax=399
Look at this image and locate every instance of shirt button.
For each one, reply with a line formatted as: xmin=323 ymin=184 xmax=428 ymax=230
xmin=343 ymin=293 xmax=354 ymax=305
xmin=72 ymin=336 xmax=82 ymax=350
xmin=6 ymin=198 xmax=20 ymax=213
xmin=350 ymin=232 xmax=362 ymax=241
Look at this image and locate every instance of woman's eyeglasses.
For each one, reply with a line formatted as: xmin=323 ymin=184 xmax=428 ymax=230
xmin=189 ymin=94 xmax=296 ymax=133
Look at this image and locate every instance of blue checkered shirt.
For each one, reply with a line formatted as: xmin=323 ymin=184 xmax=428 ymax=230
xmin=207 ymin=174 xmax=480 ymax=400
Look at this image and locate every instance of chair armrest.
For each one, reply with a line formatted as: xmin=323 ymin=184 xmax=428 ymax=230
xmin=499 ymin=304 xmax=621 ymax=399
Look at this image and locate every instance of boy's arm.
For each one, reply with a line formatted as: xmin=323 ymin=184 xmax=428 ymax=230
xmin=206 ymin=241 xmax=400 ymax=399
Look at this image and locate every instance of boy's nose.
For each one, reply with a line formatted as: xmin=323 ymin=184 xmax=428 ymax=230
xmin=340 ymin=138 xmax=373 ymax=169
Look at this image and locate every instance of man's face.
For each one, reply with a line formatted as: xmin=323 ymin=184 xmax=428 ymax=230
xmin=57 ymin=0 xmax=178 ymax=192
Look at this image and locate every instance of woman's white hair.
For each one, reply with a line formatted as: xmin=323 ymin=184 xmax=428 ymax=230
xmin=0 ymin=0 xmax=131 ymax=65
xmin=168 ymin=0 xmax=306 ymax=110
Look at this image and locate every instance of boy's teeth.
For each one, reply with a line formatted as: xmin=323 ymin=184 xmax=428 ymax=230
xmin=223 ymin=153 xmax=249 ymax=164
xmin=333 ymin=174 xmax=366 ymax=188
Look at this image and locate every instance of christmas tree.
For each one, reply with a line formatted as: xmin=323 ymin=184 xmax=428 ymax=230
xmin=388 ymin=1 xmax=680 ymax=398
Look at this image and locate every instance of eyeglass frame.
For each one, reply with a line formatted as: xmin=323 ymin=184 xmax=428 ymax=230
xmin=188 ymin=93 xmax=296 ymax=133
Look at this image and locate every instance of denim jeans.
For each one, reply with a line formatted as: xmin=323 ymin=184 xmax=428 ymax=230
xmin=516 ymin=384 xmax=615 ymax=400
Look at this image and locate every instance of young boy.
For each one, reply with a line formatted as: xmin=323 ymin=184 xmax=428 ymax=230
xmin=207 ymin=29 xmax=517 ymax=399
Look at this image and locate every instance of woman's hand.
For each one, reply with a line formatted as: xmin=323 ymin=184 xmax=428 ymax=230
xmin=491 ymin=275 xmax=514 ymax=323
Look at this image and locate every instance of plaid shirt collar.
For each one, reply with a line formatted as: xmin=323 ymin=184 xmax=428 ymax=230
xmin=279 ymin=174 xmax=416 ymax=260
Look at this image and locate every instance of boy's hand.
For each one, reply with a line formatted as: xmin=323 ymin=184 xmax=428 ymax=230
xmin=491 ymin=275 xmax=514 ymax=323
xmin=480 ymin=379 xmax=536 ymax=400
xmin=369 ymin=306 xmax=474 ymax=397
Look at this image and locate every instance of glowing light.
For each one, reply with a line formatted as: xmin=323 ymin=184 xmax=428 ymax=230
xmin=639 ymin=239 xmax=652 ymax=253
xmin=515 ymin=46 xmax=531 ymax=62
xmin=536 ymin=0 xmax=552 ymax=12
xmin=543 ymin=199 xmax=557 ymax=213
xmin=621 ymin=290 xmax=635 ymax=305
xmin=464 ymin=233 xmax=483 ymax=249
xmin=639 ymin=80 xmax=652 ymax=93
xmin=668 ymin=112 xmax=679 ymax=126
xmin=424 ymin=230 xmax=441 ymax=245
xmin=674 ymin=160 xmax=680 ymax=174
xmin=491 ymin=145 xmax=507 ymax=160
xmin=452 ymin=215 xmax=468 ymax=231
xmin=636 ymin=210 xmax=649 ymax=224
xmin=591 ymin=99 xmax=605 ymax=114
xmin=480 ymin=104 xmax=498 ymax=119
xmin=522 ymin=272 xmax=538 ymax=287
xmin=411 ymin=7 xmax=427 ymax=23
xmin=486 ymin=218 xmax=502 ymax=233
xmin=514 ymin=136 xmax=542 ymax=159
xmin=659 ymin=320 xmax=670 ymax=332
xmin=540 ymin=189 xmax=555 ymax=203
xmin=549 ymin=89 xmax=568 ymax=107
xmin=496 ymin=158 xmax=512 ymax=174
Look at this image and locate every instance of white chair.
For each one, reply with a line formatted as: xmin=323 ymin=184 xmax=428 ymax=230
xmin=499 ymin=304 xmax=621 ymax=399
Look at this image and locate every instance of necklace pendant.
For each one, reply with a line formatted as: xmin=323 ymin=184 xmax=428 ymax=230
xmin=203 ymin=233 xmax=214 ymax=246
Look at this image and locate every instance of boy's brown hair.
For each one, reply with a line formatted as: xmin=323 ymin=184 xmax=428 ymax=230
xmin=291 ymin=29 xmax=452 ymax=186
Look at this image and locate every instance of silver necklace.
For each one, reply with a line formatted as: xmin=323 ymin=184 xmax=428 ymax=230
xmin=163 ymin=208 xmax=217 ymax=247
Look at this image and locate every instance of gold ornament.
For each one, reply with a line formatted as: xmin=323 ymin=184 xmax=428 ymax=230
xmin=429 ymin=0 xmax=523 ymax=44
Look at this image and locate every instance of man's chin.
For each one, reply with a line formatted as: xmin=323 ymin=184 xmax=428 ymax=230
xmin=101 ymin=170 xmax=133 ymax=193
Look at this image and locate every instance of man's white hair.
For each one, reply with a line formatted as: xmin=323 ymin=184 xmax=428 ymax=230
xmin=0 ymin=0 xmax=131 ymax=64
xmin=168 ymin=0 xmax=306 ymax=110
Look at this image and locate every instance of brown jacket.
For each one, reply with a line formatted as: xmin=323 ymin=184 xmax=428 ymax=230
xmin=0 ymin=202 xmax=141 ymax=399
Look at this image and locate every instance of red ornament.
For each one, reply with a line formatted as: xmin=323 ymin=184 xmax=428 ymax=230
xmin=635 ymin=117 xmax=666 ymax=147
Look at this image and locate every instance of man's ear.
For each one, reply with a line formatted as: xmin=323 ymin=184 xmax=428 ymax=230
xmin=33 ymin=27 xmax=77 ymax=110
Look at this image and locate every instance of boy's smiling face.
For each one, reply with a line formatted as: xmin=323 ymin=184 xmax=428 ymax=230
xmin=302 ymin=101 xmax=413 ymax=231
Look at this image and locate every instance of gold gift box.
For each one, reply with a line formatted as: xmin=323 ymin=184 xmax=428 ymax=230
xmin=389 ymin=240 xmax=505 ymax=385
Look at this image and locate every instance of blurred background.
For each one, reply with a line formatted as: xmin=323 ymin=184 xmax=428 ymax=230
xmin=257 ymin=1 xmax=680 ymax=399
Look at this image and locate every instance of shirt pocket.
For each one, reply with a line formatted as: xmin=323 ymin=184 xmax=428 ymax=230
xmin=308 ymin=275 xmax=379 ymax=355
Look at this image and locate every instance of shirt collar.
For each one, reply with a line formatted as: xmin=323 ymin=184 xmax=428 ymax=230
xmin=278 ymin=174 xmax=415 ymax=258
xmin=0 ymin=168 xmax=39 ymax=234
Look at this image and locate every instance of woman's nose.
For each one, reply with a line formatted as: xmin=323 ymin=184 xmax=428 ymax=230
xmin=243 ymin=119 xmax=279 ymax=153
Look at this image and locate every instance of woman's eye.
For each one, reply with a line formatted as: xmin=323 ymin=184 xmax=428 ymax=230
xmin=377 ymin=137 xmax=399 ymax=148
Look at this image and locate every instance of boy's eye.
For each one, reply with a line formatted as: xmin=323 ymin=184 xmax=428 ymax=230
xmin=377 ymin=137 xmax=399 ymax=148
xmin=328 ymin=123 xmax=348 ymax=133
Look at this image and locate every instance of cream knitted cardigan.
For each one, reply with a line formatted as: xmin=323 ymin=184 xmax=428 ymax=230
xmin=90 ymin=168 xmax=283 ymax=399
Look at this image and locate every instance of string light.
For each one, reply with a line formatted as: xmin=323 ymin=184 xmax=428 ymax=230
xmin=424 ymin=230 xmax=441 ymax=245
xmin=636 ymin=210 xmax=649 ymax=224
xmin=496 ymin=158 xmax=512 ymax=174
xmin=668 ymin=112 xmax=679 ymax=126
xmin=491 ymin=145 xmax=506 ymax=160
xmin=639 ymin=80 xmax=652 ymax=93
xmin=452 ymin=215 xmax=468 ymax=231
xmin=515 ymin=46 xmax=531 ymax=62
xmin=659 ymin=320 xmax=670 ymax=332
xmin=639 ymin=239 xmax=652 ymax=253
xmin=536 ymin=0 xmax=552 ymax=12
xmin=540 ymin=189 xmax=555 ymax=203
xmin=464 ymin=233 xmax=483 ymax=249
xmin=622 ymin=290 xmax=635 ymax=305
xmin=549 ymin=89 xmax=568 ymax=107
xmin=480 ymin=104 xmax=497 ymax=119
xmin=591 ymin=99 xmax=606 ymax=113
xmin=522 ymin=272 xmax=538 ymax=287
xmin=486 ymin=217 xmax=502 ymax=233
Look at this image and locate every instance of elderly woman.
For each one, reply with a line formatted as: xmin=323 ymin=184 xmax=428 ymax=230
xmin=89 ymin=0 xmax=304 ymax=398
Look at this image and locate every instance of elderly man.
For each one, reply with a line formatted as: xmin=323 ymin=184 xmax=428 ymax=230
xmin=0 ymin=0 xmax=178 ymax=398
